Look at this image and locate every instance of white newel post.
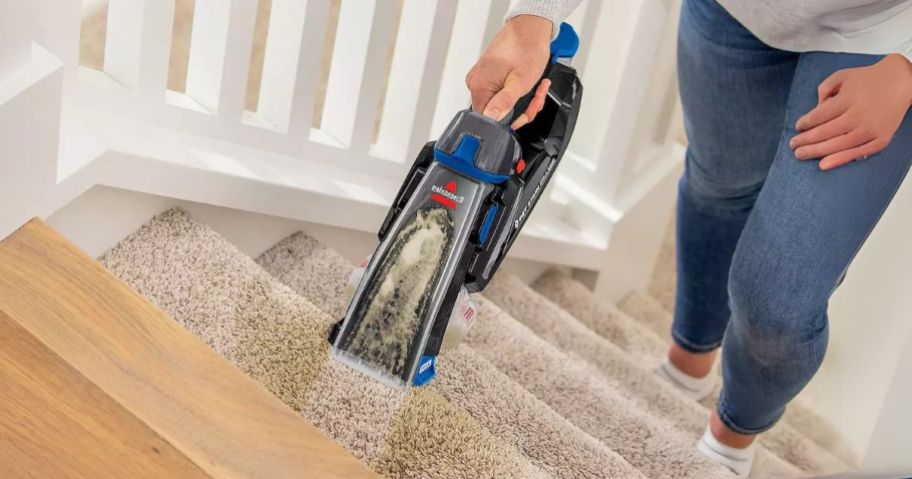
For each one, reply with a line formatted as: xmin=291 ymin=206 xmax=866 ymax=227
xmin=586 ymin=0 xmax=684 ymax=302
xmin=0 ymin=0 xmax=64 ymax=238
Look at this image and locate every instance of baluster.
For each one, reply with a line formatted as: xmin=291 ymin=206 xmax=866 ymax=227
xmin=481 ymin=0 xmax=510 ymax=46
xmin=374 ymin=0 xmax=458 ymax=162
xmin=185 ymin=0 xmax=257 ymax=118
xmin=104 ymin=0 xmax=176 ymax=98
xmin=567 ymin=0 xmax=641 ymax=171
xmin=321 ymin=1 xmax=397 ymax=152
xmin=429 ymin=0 xmax=506 ymax=136
xmin=592 ymin=0 xmax=678 ymax=201
xmin=621 ymin=0 xmax=682 ymax=185
xmin=257 ymin=0 xmax=331 ymax=134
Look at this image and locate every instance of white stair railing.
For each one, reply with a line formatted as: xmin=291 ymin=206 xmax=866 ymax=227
xmin=3 ymin=0 xmax=686 ymax=274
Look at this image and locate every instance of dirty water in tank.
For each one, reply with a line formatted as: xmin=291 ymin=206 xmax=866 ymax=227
xmin=339 ymin=205 xmax=455 ymax=379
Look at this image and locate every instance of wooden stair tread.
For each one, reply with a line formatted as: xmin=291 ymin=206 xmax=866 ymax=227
xmin=0 ymin=219 xmax=376 ymax=479
xmin=0 ymin=309 xmax=209 ymax=478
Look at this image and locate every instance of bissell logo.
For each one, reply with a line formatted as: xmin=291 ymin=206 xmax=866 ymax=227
xmin=431 ymin=181 xmax=464 ymax=209
xmin=418 ymin=358 xmax=434 ymax=374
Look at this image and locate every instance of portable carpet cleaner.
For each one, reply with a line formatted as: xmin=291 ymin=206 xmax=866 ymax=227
xmin=328 ymin=22 xmax=583 ymax=388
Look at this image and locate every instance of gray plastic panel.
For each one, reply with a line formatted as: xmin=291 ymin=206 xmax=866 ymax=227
xmin=436 ymin=110 xmax=520 ymax=177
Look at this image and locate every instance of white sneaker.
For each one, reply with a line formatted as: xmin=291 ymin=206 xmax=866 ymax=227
xmin=655 ymin=357 xmax=717 ymax=401
xmin=697 ymin=426 xmax=756 ymax=477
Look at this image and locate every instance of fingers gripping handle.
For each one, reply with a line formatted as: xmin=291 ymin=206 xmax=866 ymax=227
xmin=499 ymin=69 xmax=548 ymax=127
xmin=499 ymin=22 xmax=579 ymax=127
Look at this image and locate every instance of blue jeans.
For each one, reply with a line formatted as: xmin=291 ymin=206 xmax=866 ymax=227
xmin=674 ymin=0 xmax=912 ymax=434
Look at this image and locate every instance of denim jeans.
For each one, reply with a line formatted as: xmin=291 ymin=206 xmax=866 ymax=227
xmin=675 ymin=0 xmax=912 ymax=434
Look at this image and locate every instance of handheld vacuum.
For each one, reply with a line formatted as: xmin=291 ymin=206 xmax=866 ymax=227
xmin=328 ymin=22 xmax=583 ymax=388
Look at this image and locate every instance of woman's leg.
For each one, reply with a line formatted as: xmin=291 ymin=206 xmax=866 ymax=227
xmin=719 ymin=51 xmax=912 ymax=435
xmin=673 ymin=0 xmax=798 ymax=368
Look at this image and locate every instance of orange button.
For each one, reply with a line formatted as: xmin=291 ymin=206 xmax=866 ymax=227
xmin=515 ymin=158 xmax=526 ymax=174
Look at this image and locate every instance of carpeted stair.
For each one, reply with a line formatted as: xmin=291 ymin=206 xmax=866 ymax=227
xmin=98 ymin=208 xmax=856 ymax=478
xmin=256 ymin=231 xmax=730 ymax=479
xmin=100 ymin=210 xmax=548 ymax=479
xmin=534 ymin=269 xmax=858 ymax=469
xmin=256 ymin=234 xmax=642 ymax=479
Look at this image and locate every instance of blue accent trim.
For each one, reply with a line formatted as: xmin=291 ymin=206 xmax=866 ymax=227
xmin=434 ymin=135 xmax=510 ymax=184
xmin=412 ymin=356 xmax=436 ymax=386
xmin=549 ymin=23 xmax=579 ymax=63
xmin=478 ymin=204 xmax=499 ymax=246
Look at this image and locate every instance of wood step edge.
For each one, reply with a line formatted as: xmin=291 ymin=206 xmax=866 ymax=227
xmin=0 ymin=307 xmax=211 ymax=478
xmin=0 ymin=218 xmax=377 ymax=479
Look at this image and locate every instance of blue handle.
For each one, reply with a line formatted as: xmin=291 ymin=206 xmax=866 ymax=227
xmin=549 ymin=22 xmax=579 ymax=63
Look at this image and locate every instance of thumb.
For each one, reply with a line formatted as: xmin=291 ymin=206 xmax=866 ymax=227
xmin=482 ymin=73 xmax=527 ymax=121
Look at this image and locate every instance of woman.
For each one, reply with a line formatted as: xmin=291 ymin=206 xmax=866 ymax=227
xmin=466 ymin=0 xmax=912 ymax=475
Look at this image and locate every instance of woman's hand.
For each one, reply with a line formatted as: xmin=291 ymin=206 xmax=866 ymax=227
xmin=790 ymin=54 xmax=912 ymax=170
xmin=465 ymin=15 xmax=552 ymax=129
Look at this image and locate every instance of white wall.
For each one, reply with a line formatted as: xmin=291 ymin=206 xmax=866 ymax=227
xmin=802 ymin=166 xmax=912 ymax=468
xmin=861 ymin=333 xmax=912 ymax=476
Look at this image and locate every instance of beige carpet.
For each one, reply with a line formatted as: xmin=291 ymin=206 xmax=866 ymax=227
xmin=648 ymin=217 xmax=678 ymax=314
xmin=257 ymin=232 xmax=643 ymax=479
xmin=100 ymin=209 xmax=548 ymax=479
xmin=618 ymin=289 xmax=676 ymax=340
xmin=256 ymin=231 xmax=734 ymax=479
xmin=533 ymin=269 xmax=668 ymax=363
xmin=510 ymin=270 xmax=849 ymax=475
xmin=538 ymin=269 xmax=858 ymax=469
xmin=99 ymin=208 xmax=857 ymax=477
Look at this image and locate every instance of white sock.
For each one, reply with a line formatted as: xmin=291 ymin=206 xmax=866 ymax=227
xmin=656 ymin=357 xmax=716 ymax=401
xmin=696 ymin=426 xmax=756 ymax=477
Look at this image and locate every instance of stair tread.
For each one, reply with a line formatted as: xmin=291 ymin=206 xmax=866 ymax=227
xmin=618 ymin=289 xmax=676 ymax=340
xmin=533 ymin=269 xmax=668 ymax=363
xmin=257 ymin=232 xmax=646 ymax=479
xmin=468 ymin=295 xmax=734 ymax=479
xmin=0 ymin=309 xmax=208 ymax=479
xmin=539 ymin=269 xmax=856 ymax=471
xmin=101 ymin=209 xmax=546 ymax=479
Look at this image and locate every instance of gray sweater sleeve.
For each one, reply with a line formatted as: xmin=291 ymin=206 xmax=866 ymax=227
xmin=505 ymin=0 xmax=584 ymax=38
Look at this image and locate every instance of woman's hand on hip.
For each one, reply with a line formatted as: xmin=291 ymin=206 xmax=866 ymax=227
xmin=465 ymin=15 xmax=552 ymax=129
xmin=790 ymin=53 xmax=912 ymax=170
